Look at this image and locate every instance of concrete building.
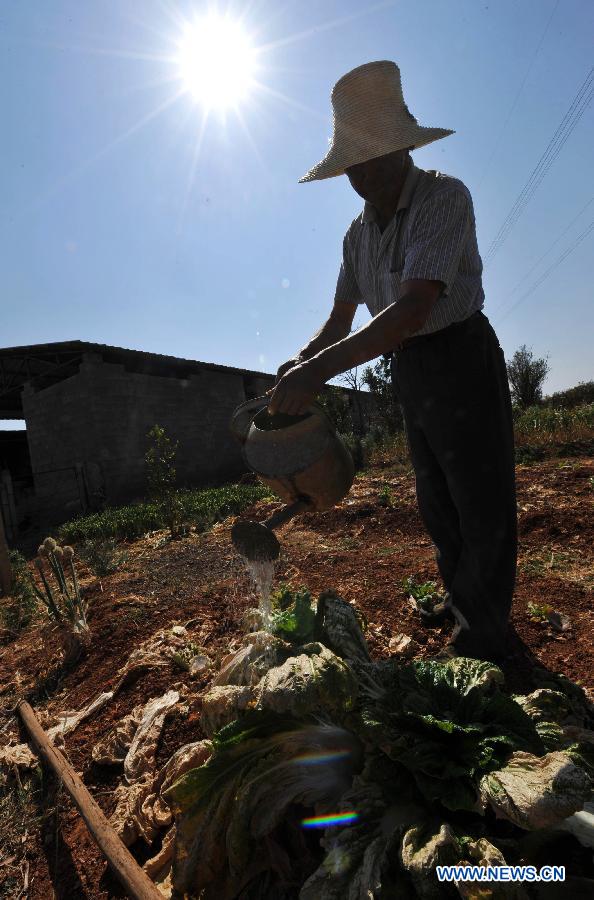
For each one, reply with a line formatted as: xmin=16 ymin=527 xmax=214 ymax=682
xmin=0 ymin=341 xmax=372 ymax=543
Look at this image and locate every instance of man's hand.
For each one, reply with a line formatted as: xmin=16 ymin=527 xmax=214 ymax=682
xmin=273 ymin=356 xmax=303 ymax=385
xmin=266 ymin=358 xmax=326 ymax=416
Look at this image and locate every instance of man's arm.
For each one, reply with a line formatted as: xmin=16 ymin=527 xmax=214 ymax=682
xmin=313 ymin=280 xmax=442 ymax=380
xmin=274 ymin=299 xmax=358 ymax=382
xmin=268 ymin=280 xmax=441 ymax=415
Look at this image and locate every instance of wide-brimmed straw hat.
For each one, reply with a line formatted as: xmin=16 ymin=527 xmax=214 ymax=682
xmin=299 ymin=60 xmax=454 ymax=183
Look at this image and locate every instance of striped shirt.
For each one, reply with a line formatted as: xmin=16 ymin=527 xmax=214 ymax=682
xmin=334 ymin=163 xmax=484 ymax=335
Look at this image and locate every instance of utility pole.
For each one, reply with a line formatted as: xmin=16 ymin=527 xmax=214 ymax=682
xmin=0 ymin=506 xmax=11 ymax=596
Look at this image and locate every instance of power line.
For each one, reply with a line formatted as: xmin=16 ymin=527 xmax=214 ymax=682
xmin=490 ymin=196 xmax=594 ymax=319
xmin=494 ymin=217 xmax=594 ymax=325
xmin=485 ymin=66 xmax=594 ymax=266
xmin=477 ymin=0 xmax=559 ymax=190
xmin=486 ymin=67 xmax=593 ymax=265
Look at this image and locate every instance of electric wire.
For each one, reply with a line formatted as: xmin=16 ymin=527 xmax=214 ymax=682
xmin=494 ymin=217 xmax=594 ymax=325
xmin=485 ymin=66 xmax=594 ymax=266
xmin=486 ymin=67 xmax=593 ymax=263
xmin=490 ymin=196 xmax=594 ymax=319
xmin=477 ymin=0 xmax=559 ymax=190
xmin=486 ymin=67 xmax=593 ymax=265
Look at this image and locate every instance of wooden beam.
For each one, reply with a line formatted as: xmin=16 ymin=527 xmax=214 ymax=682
xmin=17 ymin=701 xmax=163 ymax=900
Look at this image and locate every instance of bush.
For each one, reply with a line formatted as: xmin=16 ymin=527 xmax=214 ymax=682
xmin=59 ymin=484 xmax=273 ymax=543
xmin=514 ymin=403 xmax=594 ymax=444
xmin=78 ymin=537 xmax=129 ymax=577
xmin=145 ymin=424 xmax=184 ymax=538
xmin=515 ymin=446 xmax=546 ymax=465
xmin=338 ymin=431 xmax=365 ymax=471
xmin=1 ymin=550 xmax=38 ymax=634
xmin=542 ymin=381 xmax=594 ymax=410
xmin=317 ymin=386 xmax=353 ymax=434
xmin=360 ymin=427 xmax=410 ymax=470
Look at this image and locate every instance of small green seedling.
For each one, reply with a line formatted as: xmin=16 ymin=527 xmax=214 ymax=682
xmin=377 ymin=486 xmax=394 ymax=507
xmin=402 ymin=576 xmax=440 ymax=612
xmin=527 ymin=601 xmax=553 ymax=623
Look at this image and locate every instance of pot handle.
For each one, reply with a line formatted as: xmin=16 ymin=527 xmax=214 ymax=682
xmin=229 ymin=395 xmax=270 ymax=444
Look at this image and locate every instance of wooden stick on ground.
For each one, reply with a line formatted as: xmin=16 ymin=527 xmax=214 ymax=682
xmin=16 ymin=700 xmax=163 ymax=900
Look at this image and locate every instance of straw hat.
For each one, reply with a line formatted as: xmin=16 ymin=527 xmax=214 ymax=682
xmin=299 ymin=60 xmax=454 ymax=183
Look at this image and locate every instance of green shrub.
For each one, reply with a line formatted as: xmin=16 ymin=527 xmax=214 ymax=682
xmin=59 ymin=484 xmax=273 ymax=543
xmin=338 ymin=431 xmax=365 ymax=470
xmin=1 ymin=550 xmax=38 ymax=634
xmin=542 ymin=380 xmax=594 ymax=409
xmin=515 ymin=445 xmax=546 ymax=465
xmin=78 ymin=537 xmax=129 ymax=577
xmin=145 ymin=424 xmax=185 ymax=538
xmin=360 ymin=428 xmax=410 ymax=470
xmin=318 ymin=386 xmax=353 ymax=434
xmin=514 ymin=403 xmax=594 ymax=453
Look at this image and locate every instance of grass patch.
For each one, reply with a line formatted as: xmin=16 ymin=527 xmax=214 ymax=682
xmin=356 ymin=404 xmax=593 ymax=469
xmin=0 ymin=551 xmax=39 ymax=637
xmin=337 ymin=537 xmax=359 ymax=551
xmin=514 ymin=403 xmax=594 ymax=460
xmin=0 ymin=768 xmax=44 ymax=898
xmin=59 ymin=483 xmax=274 ymax=543
xmin=519 ymin=548 xmax=593 ymax=587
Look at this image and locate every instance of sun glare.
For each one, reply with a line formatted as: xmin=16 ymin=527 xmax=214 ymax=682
xmin=177 ymin=15 xmax=256 ymax=109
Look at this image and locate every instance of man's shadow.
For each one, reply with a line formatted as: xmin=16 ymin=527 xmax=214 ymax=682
xmin=501 ymin=623 xmax=581 ymax=696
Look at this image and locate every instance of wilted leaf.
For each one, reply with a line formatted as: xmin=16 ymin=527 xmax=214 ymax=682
xmin=166 ymin=712 xmax=363 ymax=898
xmin=400 ymin=823 xmax=461 ymax=899
xmin=480 ymin=750 xmax=591 ymax=830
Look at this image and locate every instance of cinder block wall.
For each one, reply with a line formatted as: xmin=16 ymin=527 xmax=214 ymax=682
xmin=23 ymin=353 xmax=275 ymax=521
xmin=22 ymin=351 xmax=375 ymax=525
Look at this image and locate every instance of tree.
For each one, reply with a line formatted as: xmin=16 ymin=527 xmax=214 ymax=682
xmin=361 ymin=355 xmax=403 ymax=434
xmin=506 ymin=345 xmax=550 ymax=409
xmin=542 ymin=380 xmax=594 ymax=409
xmin=145 ymin=425 xmax=185 ymax=538
xmin=338 ymin=367 xmax=368 ymax=433
xmin=317 ymin=386 xmax=352 ymax=434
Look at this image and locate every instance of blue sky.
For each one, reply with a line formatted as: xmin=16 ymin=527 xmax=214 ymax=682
xmin=1 ymin=0 xmax=592 ymax=431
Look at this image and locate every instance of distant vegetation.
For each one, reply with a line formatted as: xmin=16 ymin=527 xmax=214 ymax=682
xmin=59 ymin=484 xmax=273 ymax=543
xmin=506 ymin=345 xmax=549 ymax=409
xmin=541 ymin=380 xmax=594 ymax=409
xmin=513 ymin=402 xmax=594 ymax=463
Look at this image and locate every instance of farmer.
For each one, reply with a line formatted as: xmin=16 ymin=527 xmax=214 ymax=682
xmin=267 ymin=61 xmax=517 ymax=663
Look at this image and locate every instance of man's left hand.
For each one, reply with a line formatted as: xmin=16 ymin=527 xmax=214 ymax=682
xmin=266 ymin=359 xmax=326 ymax=416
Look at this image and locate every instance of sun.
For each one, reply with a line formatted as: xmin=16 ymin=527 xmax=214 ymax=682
xmin=177 ymin=15 xmax=256 ymax=109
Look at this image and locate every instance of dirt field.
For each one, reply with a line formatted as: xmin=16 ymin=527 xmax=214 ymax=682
xmin=0 ymin=455 xmax=592 ymax=898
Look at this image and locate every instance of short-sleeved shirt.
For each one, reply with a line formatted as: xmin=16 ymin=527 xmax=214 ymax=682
xmin=334 ymin=163 xmax=485 ymax=336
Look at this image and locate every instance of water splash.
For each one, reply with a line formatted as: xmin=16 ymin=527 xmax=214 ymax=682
xmin=244 ymin=557 xmax=275 ymax=628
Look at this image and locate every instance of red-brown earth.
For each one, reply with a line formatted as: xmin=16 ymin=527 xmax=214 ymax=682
xmin=0 ymin=456 xmax=592 ymax=898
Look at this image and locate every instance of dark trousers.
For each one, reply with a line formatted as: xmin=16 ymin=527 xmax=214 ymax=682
xmin=391 ymin=311 xmax=517 ymax=652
